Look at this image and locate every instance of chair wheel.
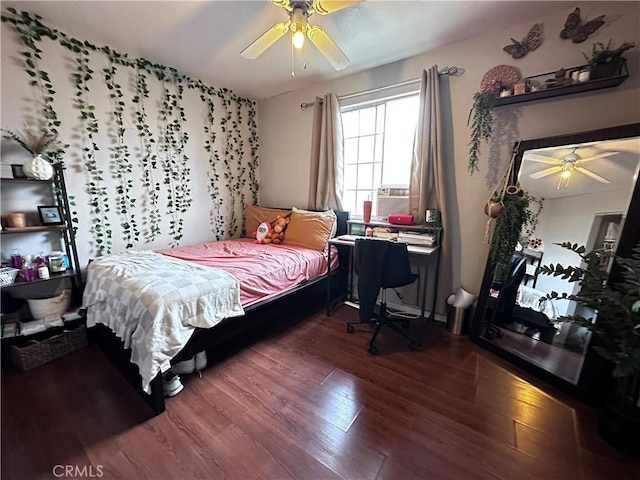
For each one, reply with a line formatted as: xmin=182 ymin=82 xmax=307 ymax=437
xmin=368 ymin=344 xmax=378 ymax=355
xmin=346 ymin=324 xmax=354 ymax=333
xmin=410 ymin=341 xmax=418 ymax=350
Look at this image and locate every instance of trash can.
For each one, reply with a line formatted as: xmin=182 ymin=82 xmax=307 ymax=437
xmin=446 ymin=304 xmax=472 ymax=335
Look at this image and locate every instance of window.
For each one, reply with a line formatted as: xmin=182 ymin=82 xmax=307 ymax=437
xmin=341 ymin=93 xmax=419 ymax=217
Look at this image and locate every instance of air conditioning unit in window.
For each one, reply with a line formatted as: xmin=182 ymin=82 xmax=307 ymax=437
xmin=376 ymin=185 xmax=409 ymax=220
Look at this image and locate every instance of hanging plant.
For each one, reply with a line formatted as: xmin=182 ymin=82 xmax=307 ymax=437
xmin=233 ymin=98 xmax=247 ymax=218
xmin=202 ymin=92 xmax=225 ymax=239
xmin=132 ymin=64 xmax=161 ymax=242
xmin=246 ymin=100 xmax=260 ymax=205
xmin=104 ymin=59 xmax=139 ymax=248
xmin=70 ymin=42 xmax=112 ymax=254
xmin=173 ymin=81 xmax=192 ymax=237
xmin=489 ymin=191 xmax=530 ymax=284
xmin=158 ymin=80 xmax=191 ymax=246
xmin=467 ymin=90 xmax=496 ymax=174
xmin=218 ymin=90 xmax=239 ymax=237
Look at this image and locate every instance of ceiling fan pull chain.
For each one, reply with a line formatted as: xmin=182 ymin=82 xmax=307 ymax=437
xmin=303 ymin=41 xmax=307 ymax=70
xmin=291 ymin=39 xmax=296 ymax=77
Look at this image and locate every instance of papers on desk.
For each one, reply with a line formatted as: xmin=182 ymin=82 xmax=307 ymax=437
xmin=336 ymin=235 xmax=391 ymax=242
xmin=397 ymin=231 xmax=436 ymax=246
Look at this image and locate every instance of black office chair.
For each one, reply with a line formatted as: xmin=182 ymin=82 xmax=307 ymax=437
xmin=484 ymin=256 xmax=527 ymax=340
xmin=346 ymin=238 xmax=420 ymax=355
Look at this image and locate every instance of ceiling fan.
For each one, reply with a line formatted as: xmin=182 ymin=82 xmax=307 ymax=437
xmin=526 ymin=147 xmax=618 ymax=186
xmin=240 ymin=0 xmax=362 ymax=73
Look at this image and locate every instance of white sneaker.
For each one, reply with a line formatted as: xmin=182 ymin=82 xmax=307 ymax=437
xmin=162 ymin=374 xmax=184 ymax=397
xmin=170 ymin=357 xmax=195 ymax=375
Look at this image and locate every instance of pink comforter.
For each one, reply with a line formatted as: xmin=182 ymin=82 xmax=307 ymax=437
xmin=158 ymin=238 xmax=337 ymax=307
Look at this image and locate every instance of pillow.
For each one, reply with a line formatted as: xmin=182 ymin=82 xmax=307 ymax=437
xmin=245 ymin=205 xmax=290 ymax=238
xmin=292 ymin=207 xmax=338 ymax=238
xmin=286 ymin=209 xmax=337 ymax=251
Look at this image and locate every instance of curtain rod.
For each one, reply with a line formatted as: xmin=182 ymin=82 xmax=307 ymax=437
xmin=300 ymin=66 xmax=464 ymax=110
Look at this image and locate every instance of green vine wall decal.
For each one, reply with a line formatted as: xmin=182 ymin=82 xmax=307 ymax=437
xmin=203 ymin=94 xmax=225 ymax=239
xmin=132 ymin=64 xmax=162 ymax=241
xmin=247 ymin=103 xmax=260 ymax=206
xmin=173 ymin=82 xmax=193 ymax=240
xmin=6 ymin=11 xmax=60 ymax=135
xmin=219 ymin=91 xmax=239 ymax=237
xmin=234 ymin=99 xmax=247 ymax=218
xmin=104 ymin=59 xmax=139 ymax=248
xmin=1 ymin=8 xmax=259 ymax=255
xmin=70 ymin=42 xmax=112 ymax=254
xmin=158 ymin=81 xmax=190 ymax=246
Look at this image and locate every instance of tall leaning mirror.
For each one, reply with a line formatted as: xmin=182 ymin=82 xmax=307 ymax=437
xmin=471 ymin=123 xmax=640 ymax=401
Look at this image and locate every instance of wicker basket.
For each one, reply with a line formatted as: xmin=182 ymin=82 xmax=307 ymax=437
xmin=0 ymin=267 xmax=19 ymax=286
xmin=9 ymin=325 xmax=88 ymax=371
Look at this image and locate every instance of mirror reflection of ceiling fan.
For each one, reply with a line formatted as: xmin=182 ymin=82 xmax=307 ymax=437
xmin=240 ymin=0 xmax=362 ymax=74
xmin=527 ymin=147 xmax=619 ymax=188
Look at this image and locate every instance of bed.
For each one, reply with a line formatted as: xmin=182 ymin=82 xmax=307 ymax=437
xmin=489 ymin=283 xmax=559 ymax=342
xmin=84 ymin=208 xmax=349 ymax=414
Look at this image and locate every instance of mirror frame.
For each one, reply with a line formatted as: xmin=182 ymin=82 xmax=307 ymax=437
xmin=470 ymin=123 xmax=640 ymax=403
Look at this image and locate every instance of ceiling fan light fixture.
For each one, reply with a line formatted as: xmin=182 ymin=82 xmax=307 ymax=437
xmin=292 ymin=24 xmax=305 ymax=49
xmin=561 ymin=169 xmax=572 ymax=180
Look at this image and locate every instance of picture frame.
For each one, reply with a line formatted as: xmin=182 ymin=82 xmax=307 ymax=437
xmin=10 ymin=164 xmax=27 ymax=179
xmin=37 ymin=205 xmax=64 ymax=225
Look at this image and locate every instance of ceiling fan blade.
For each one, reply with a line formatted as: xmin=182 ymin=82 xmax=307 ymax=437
xmin=525 ymin=154 xmax=561 ymax=165
xmin=306 ymin=25 xmax=349 ymax=70
xmin=271 ymin=0 xmax=293 ymax=12
xmin=241 ymin=21 xmax=291 ymax=60
xmin=312 ymin=0 xmax=363 ymax=15
xmin=574 ymin=166 xmax=610 ymax=183
xmin=576 ymin=152 xmax=619 ymax=164
xmin=530 ymin=166 xmax=562 ymax=179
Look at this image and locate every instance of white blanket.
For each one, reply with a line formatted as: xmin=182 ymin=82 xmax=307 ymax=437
xmin=82 ymin=250 xmax=244 ymax=393
xmin=517 ymin=284 xmax=557 ymax=320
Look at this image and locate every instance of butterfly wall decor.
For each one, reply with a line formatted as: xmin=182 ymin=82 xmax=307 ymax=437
xmin=560 ymin=7 xmax=605 ymax=43
xmin=503 ymin=23 xmax=543 ymax=59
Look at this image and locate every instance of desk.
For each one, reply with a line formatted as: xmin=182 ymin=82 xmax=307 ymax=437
xmin=326 ymin=236 xmax=441 ymax=344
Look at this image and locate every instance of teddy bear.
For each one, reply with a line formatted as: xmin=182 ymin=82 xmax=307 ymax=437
xmin=262 ymin=214 xmax=290 ymax=244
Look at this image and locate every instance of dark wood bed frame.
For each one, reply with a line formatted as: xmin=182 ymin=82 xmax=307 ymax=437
xmin=89 ymin=210 xmax=350 ymax=415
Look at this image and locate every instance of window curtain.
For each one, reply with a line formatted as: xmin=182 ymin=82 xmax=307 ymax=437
xmin=308 ymin=93 xmax=344 ymax=211
xmin=409 ymin=66 xmax=453 ymax=313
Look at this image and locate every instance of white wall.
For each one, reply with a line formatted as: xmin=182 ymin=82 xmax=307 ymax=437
xmin=535 ymin=187 xmax=632 ymax=315
xmin=257 ymin=1 xmax=640 ymax=295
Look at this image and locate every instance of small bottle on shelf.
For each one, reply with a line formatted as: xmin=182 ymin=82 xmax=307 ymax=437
xmin=20 ymin=255 xmax=35 ymax=282
xmin=37 ymin=258 xmax=50 ymax=280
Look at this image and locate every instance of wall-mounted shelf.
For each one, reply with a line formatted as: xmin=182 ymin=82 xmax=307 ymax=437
xmin=491 ymin=62 xmax=629 ymax=107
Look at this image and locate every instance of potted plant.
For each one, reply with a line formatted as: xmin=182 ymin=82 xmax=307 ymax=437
xmin=467 ymin=90 xmax=495 ymax=174
xmin=488 ymin=187 xmax=530 ymax=285
xmin=540 ymin=242 xmax=640 ymax=455
xmin=582 ymin=40 xmax=636 ymax=80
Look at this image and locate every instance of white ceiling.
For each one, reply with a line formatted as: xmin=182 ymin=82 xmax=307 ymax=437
xmin=520 ymin=137 xmax=640 ymax=200
xmin=2 ymin=0 xmax=577 ymax=100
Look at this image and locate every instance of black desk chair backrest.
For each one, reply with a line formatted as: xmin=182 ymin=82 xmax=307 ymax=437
xmin=494 ymin=256 xmax=527 ymax=321
xmin=350 ymin=239 xmax=419 ymax=354
xmin=354 ymin=239 xmax=415 ymax=323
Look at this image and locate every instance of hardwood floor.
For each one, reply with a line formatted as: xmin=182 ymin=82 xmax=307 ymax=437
xmin=2 ymin=302 xmax=638 ymax=479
